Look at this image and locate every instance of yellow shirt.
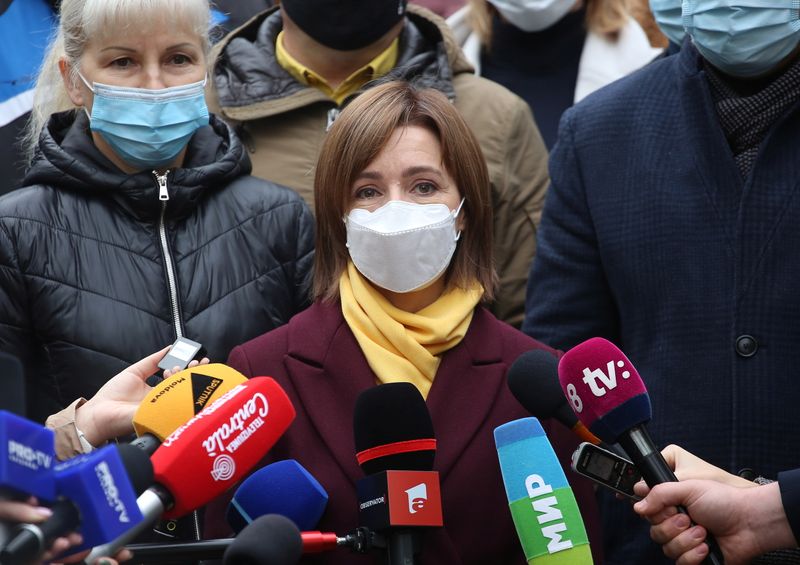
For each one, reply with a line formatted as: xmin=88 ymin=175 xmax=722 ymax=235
xmin=275 ymin=31 xmax=399 ymax=105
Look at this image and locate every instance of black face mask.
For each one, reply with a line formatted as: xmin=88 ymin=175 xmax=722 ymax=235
xmin=281 ymin=0 xmax=408 ymax=51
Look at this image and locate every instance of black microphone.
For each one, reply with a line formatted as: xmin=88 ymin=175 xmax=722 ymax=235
xmin=507 ymin=349 xmax=606 ymax=446
xmin=222 ymin=514 xmax=303 ymax=565
xmin=353 ymin=383 xmax=443 ymax=565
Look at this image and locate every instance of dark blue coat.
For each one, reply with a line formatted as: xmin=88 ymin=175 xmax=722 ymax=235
xmin=780 ymin=468 xmax=800 ymax=544
xmin=524 ymin=43 xmax=800 ymax=563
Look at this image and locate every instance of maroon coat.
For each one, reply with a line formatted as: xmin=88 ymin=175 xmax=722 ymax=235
xmin=205 ymin=301 xmax=603 ymax=564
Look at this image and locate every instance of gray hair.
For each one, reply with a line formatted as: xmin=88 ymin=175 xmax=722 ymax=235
xmin=23 ymin=0 xmax=211 ymax=162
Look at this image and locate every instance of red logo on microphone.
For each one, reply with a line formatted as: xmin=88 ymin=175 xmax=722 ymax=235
xmin=387 ymin=471 xmax=443 ymax=527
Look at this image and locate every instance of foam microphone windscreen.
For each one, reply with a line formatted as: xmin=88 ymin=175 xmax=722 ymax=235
xmin=494 ymin=417 xmax=592 ymax=564
xmin=133 ymin=363 xmax=248 ymax=440
xmin=223 ymin=514 xmax=303 ymax=565
xmin=557 ymin=337 xmax=651 ymax=444
xmin=115 ymin=443 xmax=155 ymax=495
xmin=353 ymin=383 xmax=436 ymax=475
xmin=227 ymin=459 xmax=328 ymax=533
xmin=151 ymin=377 xmax=295 ymax=518
xmin=508 ymin=350 xmax=572 ymax=421
xmin=0 ymin=410 xmax=56 ymax=500
xmin=0 ymin=353 xmax=25 ymax=416
xmin=14 ymin=444 xmax=146 ymax=559
xmin=507 ymin=350 xmax=603 ymax=446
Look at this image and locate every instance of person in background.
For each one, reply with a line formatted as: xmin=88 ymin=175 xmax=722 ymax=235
xmin=0 ymin=0 xmax=313 ymax=547
xmin=210 ymin=0 xmax=273 ymax=35
xmin=209 ymin=0 xmax=548 ymax=327
xmin=204 ymin=80 xmax=603 ymax=564
xmin=629 ymin=0 xmax=668 ymax=49
xmin=416 ymin=0 xmax=466 ymax=18
xmin=0 ymin=0 xmax=56 ymax=196
xmin=0 ymin=0 xmax=312 ymax=425
xmin=447 ymin=0 xmax=662 ymax=148
xmin=523 ymin=0 xmax=800 ymax=562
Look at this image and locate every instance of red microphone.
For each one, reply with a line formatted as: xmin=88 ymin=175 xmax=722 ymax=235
xmin=84 ymin=377 xmax=295 ymax=561
xmin=152 ymin=376 xmax=295 ymax=518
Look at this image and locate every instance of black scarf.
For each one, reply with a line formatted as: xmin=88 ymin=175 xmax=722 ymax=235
xmin=705 ymin=55 xmax=800 ymax=179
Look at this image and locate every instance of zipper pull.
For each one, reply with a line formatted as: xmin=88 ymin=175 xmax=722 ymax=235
xmin=326 ymin=108 xmax=340 ymax=132
xmin=154 ymin=170 xmax=170 ymax=201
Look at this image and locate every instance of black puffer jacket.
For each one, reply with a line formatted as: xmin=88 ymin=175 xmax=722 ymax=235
xmin=0 ymin=111 xmax=314 ymax=423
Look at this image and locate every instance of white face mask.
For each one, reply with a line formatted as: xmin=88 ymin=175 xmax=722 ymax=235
xmin=489 ymin=0 xmax=576 ymax=32
xmin=345 ymin=199 xmax=464 ymax=293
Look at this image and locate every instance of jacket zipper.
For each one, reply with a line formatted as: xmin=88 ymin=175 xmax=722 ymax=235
xmin=154 ymin=171 xmax=183 ymax=340
xmin=154 ymin=171 xmax=201 ymax=543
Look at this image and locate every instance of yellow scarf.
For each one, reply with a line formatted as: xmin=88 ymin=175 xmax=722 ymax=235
xmin=340 ymin=261 xmax=483 ymax=399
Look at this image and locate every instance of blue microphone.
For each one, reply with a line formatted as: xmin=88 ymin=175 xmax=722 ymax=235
xmin=0 ymin=410 xmax=56 ymax=501
xmin=494 ymin=417 xmax=592 ymax=564
xmin=0 ymin=444 xmax=151 ymax=564
xmin=226 ymin=459 xmax=328 ymax=533
xmin=0 ymin=410 xmax=56 ymax=548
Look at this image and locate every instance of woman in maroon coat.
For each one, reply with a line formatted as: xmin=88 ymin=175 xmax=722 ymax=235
xmin=205 ymin=81 xmax=602 ymax=564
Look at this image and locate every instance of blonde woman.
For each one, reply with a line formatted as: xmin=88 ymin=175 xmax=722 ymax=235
xmin=447 ymin=0 xmax=662 ymax=147
xmin=0 ymin=0 xmax=313 ymax=430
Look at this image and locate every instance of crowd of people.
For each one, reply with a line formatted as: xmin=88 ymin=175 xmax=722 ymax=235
xmin=1 ymin=0 xmax=799 ymax=564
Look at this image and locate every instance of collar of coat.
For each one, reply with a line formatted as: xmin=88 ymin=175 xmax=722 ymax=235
xmin=281 ymin=300 xmax=509 ymax=485
xmin=23 ymin=111 xmax=251 ymax=221
xmin=210 ymin=4 xmax=474 ymax=122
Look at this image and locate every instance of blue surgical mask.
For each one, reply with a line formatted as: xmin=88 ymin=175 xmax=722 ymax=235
xmin=649 ymin=0 xmax=685 ymax=46
xmin=682 ymin=1 xmax=800 ymax=78
xmin=80 ymin=74 xmax=209 ymax=170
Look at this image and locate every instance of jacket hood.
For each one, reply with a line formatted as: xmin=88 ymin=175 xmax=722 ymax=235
xmin=211 ymin=4 xmax=474 ymax=119
xmin=23 ymin=111 xmax=251 ymax=220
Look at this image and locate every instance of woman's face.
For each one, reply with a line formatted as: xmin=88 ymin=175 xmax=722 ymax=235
xmin=346 ymin=125 xmax=466 ymax=311
xmin=349 ymin=125 xmax=463 ymax=221
xmin=64 ymin=20 xmax=206 ymax=110
xmin=60 ymin=20 xmax=207 ymax=173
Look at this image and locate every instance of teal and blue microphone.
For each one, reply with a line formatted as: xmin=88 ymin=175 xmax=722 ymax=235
xmin=494 ymin=417 xmax=592 ymax=565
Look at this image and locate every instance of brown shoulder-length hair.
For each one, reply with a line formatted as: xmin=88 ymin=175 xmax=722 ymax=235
xmin=313 ymin=80 xmax=497 ymax=304
xmin=468 ymin=0 xmax=632 ymax=48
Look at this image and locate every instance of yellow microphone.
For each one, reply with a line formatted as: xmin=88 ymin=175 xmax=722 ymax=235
xmin=132 ymin=364 xmax=248 ymax=453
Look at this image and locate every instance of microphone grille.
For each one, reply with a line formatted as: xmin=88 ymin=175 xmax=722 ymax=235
xmin=116 ymin=443 xmax=154 ymax=495
xmin=507 ymin=349 xmax=564 ymax=419
xmin=223 ymin=514 xmax=302 ymax=565
xmin=353 ymin=383 xmax=435 ymax=474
